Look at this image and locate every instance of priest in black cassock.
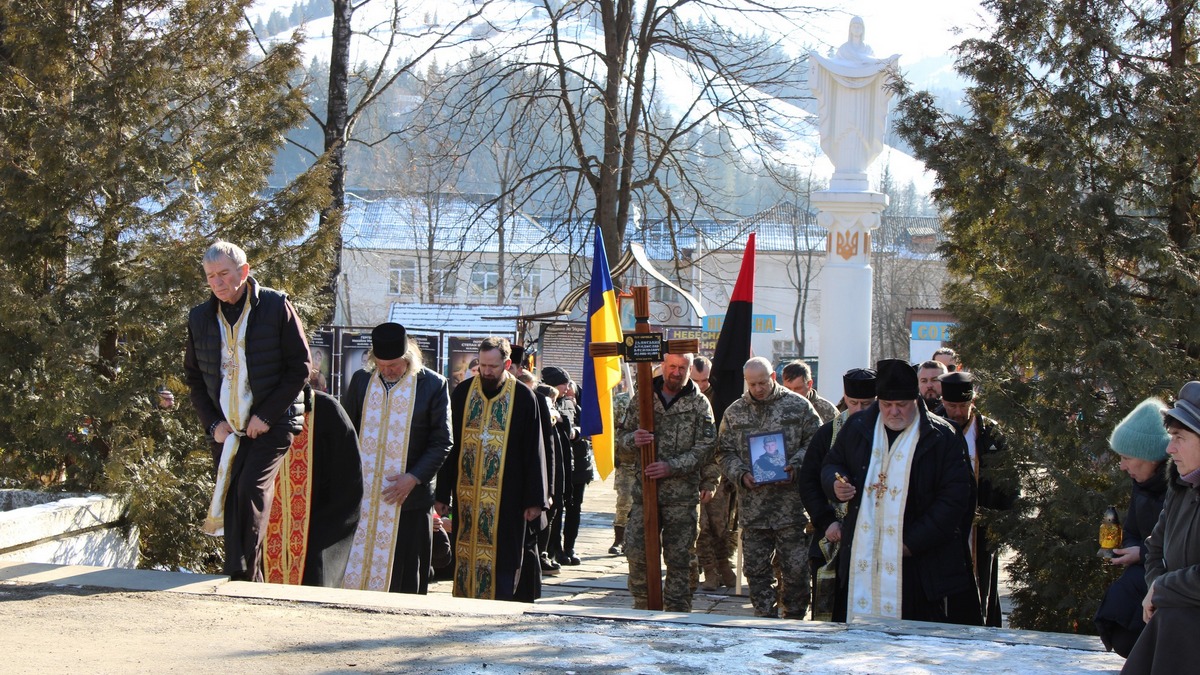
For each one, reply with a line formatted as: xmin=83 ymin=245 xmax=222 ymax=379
xmin=340 ymin=322 xmax=453 ymax=595
xmin=436 ymin=336 xmax=549 ymax=602
xmin=263 ymin=383 xmax=363 ymax=587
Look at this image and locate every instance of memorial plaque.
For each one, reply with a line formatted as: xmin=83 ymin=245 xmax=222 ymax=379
xmin=624 ymin=333 xmax=664 ymax=362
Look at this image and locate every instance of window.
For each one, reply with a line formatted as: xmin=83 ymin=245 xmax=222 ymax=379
xmin=388 ymin=260 xmax=417 ymax=295
xmin=773 ymin=340 xmax=798 ymax=360
xmin=430 ymin=263 xmax=457 ymax=299
xmin=652 ymin=283 xmax=676 ymax=304
xmin=469 ymin=262 xmax=500 ymax=297
xmin=512 ymin=266 xmax=543 ymax=299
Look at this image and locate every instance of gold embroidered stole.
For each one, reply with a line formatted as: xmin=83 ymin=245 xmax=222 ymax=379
xmin=453 ymin=375 xmax=516 ymax=600
xmin=341 ymin=370 xmax=418 ymax=591
xmin=848 ymin=415 xmax=919 ymax=620
xmin=204 ymin=301 xmax=253 ymax=536
xmin=831 ymin=410 xmax=846 ymax=444
xmin=264 ymin=409 xmax=315 ymax=584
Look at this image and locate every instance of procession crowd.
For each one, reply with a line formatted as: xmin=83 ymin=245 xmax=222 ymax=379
xmin=184 ymin=241 xmax=1193 ymax=674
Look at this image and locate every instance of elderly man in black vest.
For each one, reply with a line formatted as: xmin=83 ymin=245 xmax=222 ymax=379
xmin=184 ymin=241 xmax=311 ymax=581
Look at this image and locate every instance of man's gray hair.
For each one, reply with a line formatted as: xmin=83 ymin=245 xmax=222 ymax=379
xmin=203 ymin=241 xmax=248 ymax=267
xmin=743 ymin=356 xmax=773 ymax=375
xmin=403 ymin=338 xmax=425 ymax=371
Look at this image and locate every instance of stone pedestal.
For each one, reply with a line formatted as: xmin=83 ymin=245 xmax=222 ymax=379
xmin=814 ymin=191 xmax=888 ymax=402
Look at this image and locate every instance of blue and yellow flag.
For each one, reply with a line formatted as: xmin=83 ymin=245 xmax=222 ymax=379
xmin=580 ymin=226 xmax=623 ymax=479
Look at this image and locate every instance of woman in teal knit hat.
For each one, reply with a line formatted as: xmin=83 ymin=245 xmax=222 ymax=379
xmin=1094 ymin=398 xmax=1170 ymax=658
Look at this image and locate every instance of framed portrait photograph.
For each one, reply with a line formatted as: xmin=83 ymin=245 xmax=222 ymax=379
xmin=748 ymin=431 xmax=789 ymax=484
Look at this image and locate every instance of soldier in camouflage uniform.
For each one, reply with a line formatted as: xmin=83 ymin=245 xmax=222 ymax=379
xmin=617 ymin=352 xmax=718 ymax=612
xmin=610 ymin=389 xmax=637 ymax=555
xmin=782 ymin=360 xmax=839 ymax=424
xmin=719 ymin=357 xmax=821 ymax=618
xmin=692 ymin=356 xmax=738 ymax=590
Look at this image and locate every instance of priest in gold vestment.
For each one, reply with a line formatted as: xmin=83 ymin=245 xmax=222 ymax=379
xmin=436 ymin=337 xmax=548 ymax=602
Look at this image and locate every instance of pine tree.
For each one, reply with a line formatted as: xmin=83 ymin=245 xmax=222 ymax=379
xmin=0 ymin=0 xmax=336 ymax=570
xmin=894 ymin=0 xmax=1200 ymax=632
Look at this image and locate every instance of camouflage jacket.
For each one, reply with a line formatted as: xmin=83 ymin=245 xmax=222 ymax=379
xmin=617 ymin=376 xmax=718 ymax=505
xmin=718 ymin=382 xmax=821 ymax=528
xmin=808 ymin=390 xmax=839 ymax=424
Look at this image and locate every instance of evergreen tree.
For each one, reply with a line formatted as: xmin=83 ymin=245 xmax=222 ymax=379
xmin=0 ymin=0 xmax=336 ymax=571
xmin=894 ymin=0 xmax=1200 ymax=632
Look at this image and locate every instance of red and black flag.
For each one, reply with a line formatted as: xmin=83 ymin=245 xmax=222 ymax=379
xmin=709 ymin=233 xmax=755 ymax=427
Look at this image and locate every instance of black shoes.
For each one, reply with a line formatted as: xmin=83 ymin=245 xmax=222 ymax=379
xmin=540 ymin=552 xmax=561 ymax=575
xmin=556 ymin=551 xmax=581 ymax=566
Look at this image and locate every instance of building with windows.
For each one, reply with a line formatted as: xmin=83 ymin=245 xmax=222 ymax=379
xmin=335 ymin=191 xmax=945 ymax=387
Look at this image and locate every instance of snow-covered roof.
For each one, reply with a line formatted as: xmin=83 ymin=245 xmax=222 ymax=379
xmin=343 ymin=193 xmax=941 ymax=259
xmin=387 ymin=302 xmax=521 ymax=334
xmin=342 ymin=191 xmax=576 ymax=257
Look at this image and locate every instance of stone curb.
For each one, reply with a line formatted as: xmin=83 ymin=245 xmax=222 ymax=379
xmin=0 ymin=560 xmax=1107 ymax=654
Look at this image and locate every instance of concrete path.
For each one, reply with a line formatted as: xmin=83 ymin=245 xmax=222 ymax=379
xmin=0 ymin=475 xmax=1122 ymax=674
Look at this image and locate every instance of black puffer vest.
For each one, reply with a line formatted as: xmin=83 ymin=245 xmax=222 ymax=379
xmin=187 ymin=278 xmax=303 ymax=431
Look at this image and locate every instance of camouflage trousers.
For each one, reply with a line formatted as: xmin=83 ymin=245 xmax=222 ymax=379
xmin=696 ymin=479 xmax=737 ymax=570
xmin=612 ymin=464 xmax=637 ymax=528
xmin=743 ymin=523 xmax=811 ymax=618
xmin=626 ymin=502 xmax=699 ymax=612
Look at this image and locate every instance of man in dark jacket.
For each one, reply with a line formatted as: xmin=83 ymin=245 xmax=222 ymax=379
xmin=939 ymin=371 xmax=1015 ymax=627
xmin=822 ymin=359 xmax=979 ymax=624
xmin=184 ymin=241 xmax=311 ymax=582
xmin=341 ymin=322 xmax=453 ymax=595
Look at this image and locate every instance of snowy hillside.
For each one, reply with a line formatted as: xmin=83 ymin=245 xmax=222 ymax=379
xmin=247 ymin=0 xmax=936 ymax=193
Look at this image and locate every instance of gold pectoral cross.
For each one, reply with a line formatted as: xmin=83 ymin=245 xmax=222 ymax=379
xmin=869 ymin=472 xmax=888 ymax=504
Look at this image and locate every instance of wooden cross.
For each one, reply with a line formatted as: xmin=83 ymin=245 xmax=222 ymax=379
xmin=591 ymin=286 xmax=699 ymax=611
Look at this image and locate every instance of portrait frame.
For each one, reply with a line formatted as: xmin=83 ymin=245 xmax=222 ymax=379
xmin=748 ymin=430 xmax=790 ymax=485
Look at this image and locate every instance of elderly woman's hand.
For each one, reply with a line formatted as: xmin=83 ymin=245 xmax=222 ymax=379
xmin=1142 ymin=580 xmax=1157 ymax=624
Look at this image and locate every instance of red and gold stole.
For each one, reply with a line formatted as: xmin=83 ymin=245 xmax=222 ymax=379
xmin=264 ymin=410 xmax=314 ymax=584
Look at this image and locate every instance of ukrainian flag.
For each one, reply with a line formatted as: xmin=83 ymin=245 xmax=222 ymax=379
xmin=580 ymin=226 xmax=623 ymax=479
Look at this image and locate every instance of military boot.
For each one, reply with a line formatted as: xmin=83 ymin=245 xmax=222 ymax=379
xmin=608 ymin=525 xmax=625 ymax=555
xmin=719 ymin=564 xmax=738 ymax=589
xmin=699 ymin=565 xmax=720 ymax=591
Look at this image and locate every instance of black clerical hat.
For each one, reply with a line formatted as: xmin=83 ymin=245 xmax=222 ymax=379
xmin=939 ymin=371 xmax=975 ymax=403
xmin=875 ymin=359 xmax=919 ymax=401
xmin=371 ymin=322 xmax=407 ymax=360
xmin=842 ymin=368 xmax=877 ymax=399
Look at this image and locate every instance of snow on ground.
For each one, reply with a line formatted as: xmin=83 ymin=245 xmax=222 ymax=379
xmin=450 ymin=619 xmax=1123 ymax=675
